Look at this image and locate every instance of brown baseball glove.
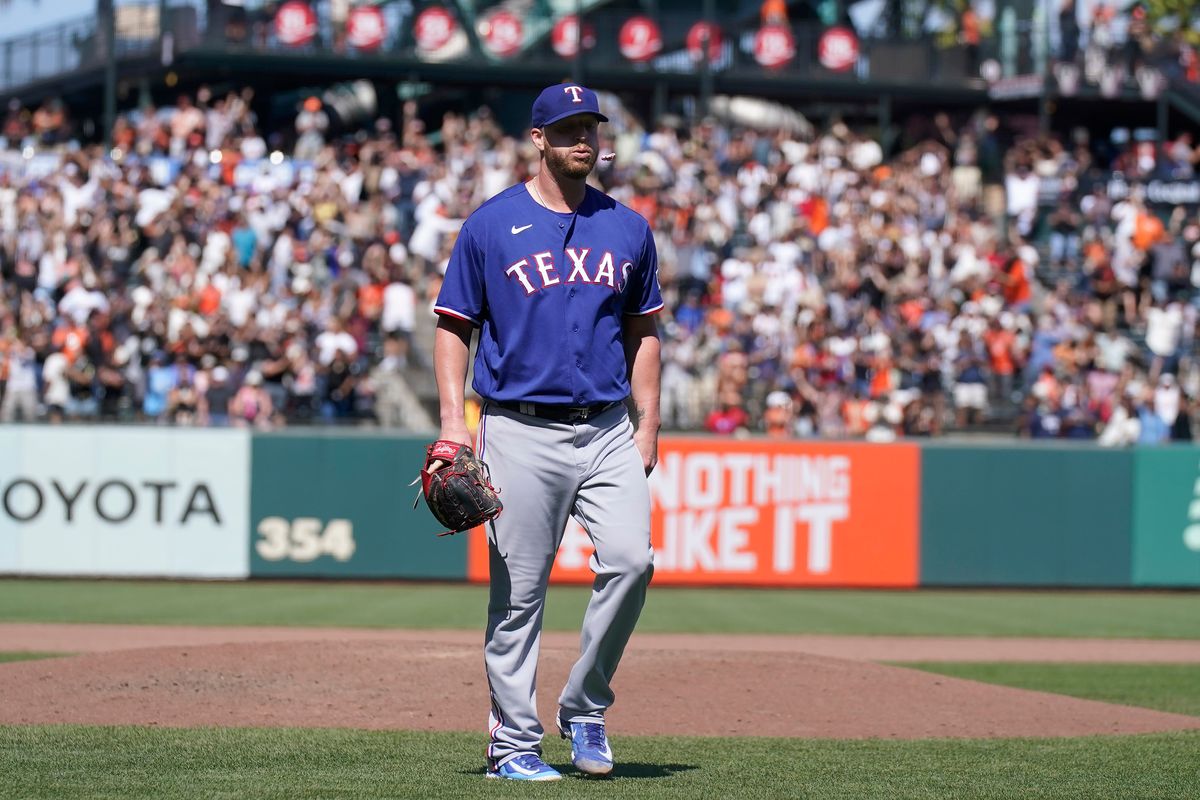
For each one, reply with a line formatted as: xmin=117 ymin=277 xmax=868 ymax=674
xmin=413 ymin=440 xmax=503 ymax=536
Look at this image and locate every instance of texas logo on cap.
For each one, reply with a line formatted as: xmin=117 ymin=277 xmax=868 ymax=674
xmin=531 ymin=83 xmax=610 ymax=128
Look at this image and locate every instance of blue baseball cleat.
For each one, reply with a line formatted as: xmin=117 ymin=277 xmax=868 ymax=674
xmin=558 ymin=716 xmax=614 ymax=776
xmin=486 ymin=753 xmax=562 ymax=781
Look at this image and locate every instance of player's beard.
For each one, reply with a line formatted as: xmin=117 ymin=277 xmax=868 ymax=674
xmin=546 ymin=145 xmax=595 ymax=180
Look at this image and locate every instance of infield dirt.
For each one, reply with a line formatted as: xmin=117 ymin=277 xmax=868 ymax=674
xmin=1 ymin=624 xmax=1199 ymax=739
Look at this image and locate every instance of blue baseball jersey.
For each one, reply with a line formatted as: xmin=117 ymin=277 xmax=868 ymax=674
xmin=435 ymin=183 xmax=664 ymax=405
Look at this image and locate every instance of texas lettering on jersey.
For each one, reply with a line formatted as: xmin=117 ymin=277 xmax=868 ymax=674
xmin=434 ymin=183 xmax=664 ymax=404
xmin=505 ymin=248 xmax=633 ymax=295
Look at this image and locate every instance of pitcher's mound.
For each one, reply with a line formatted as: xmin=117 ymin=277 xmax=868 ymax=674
xmin=1 ymin=638 xmax=1197 ymax=738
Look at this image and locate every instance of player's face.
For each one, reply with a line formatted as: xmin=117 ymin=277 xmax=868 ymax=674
xmin=537 ymin=114 xmax=600 ymax=180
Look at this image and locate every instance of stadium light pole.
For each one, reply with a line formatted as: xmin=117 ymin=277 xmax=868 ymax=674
xmin=1037 ymin=0 xmax=1050 ymax=134
xmin=101 ymin=0 xmax=116 ymax=150
xmin=572 ymin=0 xmax=583 ymax=86
xmin=698 ymin=0 xmax=714 ymax=119
xmin=879 ymin=94 xmax=892 ymax=154
xmin=1156 ymin=91 xmax=1168 ymax=166
xmin=648 ymin=0 xmax=664 ymax=122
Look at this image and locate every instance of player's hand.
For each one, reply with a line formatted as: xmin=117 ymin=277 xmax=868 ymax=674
xmin=632 ymin=428 xmax=658 ymax=476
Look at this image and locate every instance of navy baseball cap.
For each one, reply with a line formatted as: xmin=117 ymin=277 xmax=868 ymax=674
xmin=531 ymin=83 xmax=609 ymax=129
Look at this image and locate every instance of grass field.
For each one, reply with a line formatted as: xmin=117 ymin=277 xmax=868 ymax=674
xmin=2 ymin=579 xmax=1198 ymax=637
xmin=902 ymin=662 xmax=1200 ymax=718
xmin=1 ymin=579 xmax=1198 ymax=799
xmin=1 ymin=726 xmax=1197 ymax=800
xmin=0 ymin=652 xmax=64 ymax=664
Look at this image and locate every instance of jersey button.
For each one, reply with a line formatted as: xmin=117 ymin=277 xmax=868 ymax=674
xmin=572 ymin=324 xmax=579 ymax=332
xmin=575 ymin=359 xmax=582 ymax=367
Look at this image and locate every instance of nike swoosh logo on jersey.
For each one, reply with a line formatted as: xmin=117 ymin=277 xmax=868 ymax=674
xmin=511 ymin=224 xmax=533 ymax=234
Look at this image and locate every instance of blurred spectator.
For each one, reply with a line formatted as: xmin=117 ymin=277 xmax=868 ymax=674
xmin=1154 ymin=371 xmax=1182 ymax=429
xmin=41 ymin=346 xmax=70 ymax=424
xmin=953 ymin=333 xmax=989 ymax=428
xmin=762 ymin=390 xmax=794 ymax=438
xmin=1145 ymin=296 xmax=1186 ymax=373
xmin=295 ymin=97 xmax=329 ymax=161
xmin=0 ymin=83 xmax=1196 ymax=444
xmin=983 ymin=317 xmax=1020 ymax=407
xmin=321 ymin=350 xmax=361 ymax=422
xmin=31 ymin=98 xmax=68 ymax=146
xmin=1048 ymin=199 xmax=1083 ymax=268
xmin=315 ymin=317 xmax=359 ymax=366
xmin=1099 ymin=393 xmax=1141 ymax=446
xmin=202 ymin=366 xmax=235 ymax=426
xmin=167 ymin=376 xmax=201 ymax=425
xmin=229 ymin=370 xmax=274 ymax=428
xmin=1005 ymin=161 xmax=1039 ymax=238
xmin=0 ymin=340 xmax=38 ymax=422
xmin=705 ymin=387 xmax=750 ymax=436
xmin=143 ymin=352 xmax=175 ymax=420
xmin=1137 ymin=389 xmax=1171 ymax=444
xmin=65 ymin=352 xmax=98 ymax=420
xmin=370 ymin=334 xmax=412 ymax=428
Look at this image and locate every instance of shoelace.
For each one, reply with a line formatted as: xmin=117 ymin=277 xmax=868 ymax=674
xmin=512 ymin=754 xmax=547 ymax=771
xmin=579 ymin=723 xmax=607 ymax=751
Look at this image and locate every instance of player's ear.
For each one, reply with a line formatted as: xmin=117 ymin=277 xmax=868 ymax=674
xmin=530 ymin=126 xmax=546 ymax=155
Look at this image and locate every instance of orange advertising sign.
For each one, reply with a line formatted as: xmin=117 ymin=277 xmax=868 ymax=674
xmin=467 ymin=439 xmax=920 ymax=587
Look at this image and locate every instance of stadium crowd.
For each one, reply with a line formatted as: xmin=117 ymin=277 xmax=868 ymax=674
xmin=0 ymin=85 xmax=1199 ymax=443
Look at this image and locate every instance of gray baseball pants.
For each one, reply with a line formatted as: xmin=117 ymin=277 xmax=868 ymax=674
xmin=478 ymin=402 xmax=653 ymax=768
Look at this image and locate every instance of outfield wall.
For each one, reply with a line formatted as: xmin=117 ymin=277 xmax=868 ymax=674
xmin=1 ymin=428 xmax=1198 ymax=587
xmin=919 ymin=445 xmax=1135 ymax=587
xmin=249 ymin=435 xmax=466 ymax=580
xmin=466 ymin=439 xmax=921 ymax=587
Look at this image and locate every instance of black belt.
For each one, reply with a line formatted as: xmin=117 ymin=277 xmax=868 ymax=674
xmin=494 ymin=400 xmax=621 ymax=423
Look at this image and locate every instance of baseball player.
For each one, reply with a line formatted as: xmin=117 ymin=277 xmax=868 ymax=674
xmin=432 ymin=83 xmax=663 ymax=781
